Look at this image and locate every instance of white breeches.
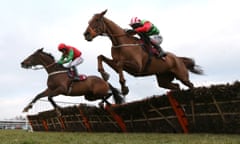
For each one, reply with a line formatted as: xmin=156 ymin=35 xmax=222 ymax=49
xmin=66 ymin=57 xmax=84 ymax=68
xmin=149 ymin=34 xmax=163 ymax=45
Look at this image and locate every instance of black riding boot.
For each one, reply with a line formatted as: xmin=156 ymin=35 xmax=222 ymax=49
xmin=158 ymin=46 xmax=167 ymax=57
xmin=157 ymin=46 xmax=167 ymax=58
xmin=71 ymin=66 xmax=80 ymax=81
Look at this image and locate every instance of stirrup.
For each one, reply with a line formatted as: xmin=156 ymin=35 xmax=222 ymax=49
xmin=159 ymin=52 xmax=166 ymax=57
xmin=73 ymin=76 xmax=80 ymax=81
xmin=157 ymin=52 xmax=166 ymax=61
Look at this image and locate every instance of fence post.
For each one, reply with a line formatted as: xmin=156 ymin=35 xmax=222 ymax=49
xmin=42 ymin=119 xmax=48 ymax=131
xmin=78 ymin=106 xmax=91 ymax=132
xmin=105 ymin=105 xmax=127 ymax=132
xmin=167 ymin=91 xmax=189 ymax=133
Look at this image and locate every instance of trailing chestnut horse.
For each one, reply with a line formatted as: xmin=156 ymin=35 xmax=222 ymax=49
xmin=84 ymin=9 xmax=203 ymax=95
xmin=21 ymin=48 xmax=124 ymax=112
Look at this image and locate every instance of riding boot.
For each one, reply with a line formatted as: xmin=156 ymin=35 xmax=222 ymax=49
xmin=72 ymin=66 xmax=80 ymax=81
xmin=156 ymin=45 xmax=167 ymax=58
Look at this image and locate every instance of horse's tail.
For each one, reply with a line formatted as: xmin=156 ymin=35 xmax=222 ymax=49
xmin=108 ymin=83 xmax=125 ymax=104
xmin=179 ymin=57 xmax=204 ymax=75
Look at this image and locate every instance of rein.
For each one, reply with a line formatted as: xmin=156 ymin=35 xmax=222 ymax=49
xmin=112 ymin=44 xmax=141 ymax=48
xmin=89 ymin=17 xmax=139 ymax=48
xmin=31 ymin=62 xmax=55 ymax=70
xmin=31 ymin=61 xmax=67 ymax=77
xmin=48 ymin=70 xmax=68 ymax=77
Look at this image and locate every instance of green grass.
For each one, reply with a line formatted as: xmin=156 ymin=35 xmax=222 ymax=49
xmin=0 ymin=130 xmax=239 ymax=144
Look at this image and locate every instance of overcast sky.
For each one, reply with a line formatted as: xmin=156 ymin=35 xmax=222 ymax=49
xmin=0 ymin=0 xmax=239 ymax=119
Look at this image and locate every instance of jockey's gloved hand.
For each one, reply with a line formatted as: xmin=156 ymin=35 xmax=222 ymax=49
xmin=57 ymin=61 xmax=64 ymax=65
xmin=125 ymin=29 xmax=136 ymax=35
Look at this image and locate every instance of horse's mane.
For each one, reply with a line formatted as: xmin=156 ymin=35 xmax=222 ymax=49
xmin=44 ymin=51 xmax=55 ymax=60
xmin=103 ymin=16 xmax=140 ymax=42
xmin=40 ymin=49 xmax=67 ymax=70
xmin=103 ymin=16 xmax=123 ymax=30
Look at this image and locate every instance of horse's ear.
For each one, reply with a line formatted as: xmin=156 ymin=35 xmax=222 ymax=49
xmin=39 ymin=47 xmax=44 ymax=51
xmin=100 ymin=9 xmax=107 ymax=17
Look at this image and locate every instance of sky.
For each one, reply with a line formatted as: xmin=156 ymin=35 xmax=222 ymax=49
xmin=0 ymin=0 xmax=239 ymax=119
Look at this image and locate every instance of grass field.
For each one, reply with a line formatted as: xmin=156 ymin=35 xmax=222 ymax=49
xmin=0 ymin=130 xmax=239 ymax=144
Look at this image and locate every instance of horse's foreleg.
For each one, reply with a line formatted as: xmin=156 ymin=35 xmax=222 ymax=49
xmin=116 ymin=61 xmax=129 ymax=95
xmin=98 ymin=55 xmax=129 ymax=95
xmin=98 ymin=55 xmax=110 ymax=81
xmin=47 ymin=86 xmax=67 ymax=110
xmin=23 ymin=89 xmax=50 ymax=112
xmin=48 ymin=96 xmax=62 ymax=117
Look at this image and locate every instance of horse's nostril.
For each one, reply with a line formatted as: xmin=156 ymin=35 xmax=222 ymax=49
xmin=84 ymin=31 xmax=90 ymax=37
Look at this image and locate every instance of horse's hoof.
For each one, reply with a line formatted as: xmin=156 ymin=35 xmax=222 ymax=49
xmin=55 ymin=108 xmax=62 ymax=117
xmin=22 ymin=108 xmax=28 ymax=112
xmin=23 ymin=104 xmax=32 ymax=112
xmin=98 ymin=102 xmax=104 ymax=109
xmin=122 ymin=86 xmax=129 ymax=95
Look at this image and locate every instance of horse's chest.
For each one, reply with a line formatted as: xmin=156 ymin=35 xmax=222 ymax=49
xmin=112 ymin=49 xmax=134 ymax=61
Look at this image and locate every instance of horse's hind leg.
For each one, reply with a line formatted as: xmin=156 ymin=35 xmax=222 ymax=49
xmin=98 ymin=94 xmax=112 ymax=108
xmin=173 ymin=67 xmax=194 ymax=89
xmin=181 ymin=80 xmax=194 ymax=89
xmin=156 ymin=73 xmax=180 ymax=90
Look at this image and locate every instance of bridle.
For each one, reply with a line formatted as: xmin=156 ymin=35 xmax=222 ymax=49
xmin=30 ymin=52 xmax=56 ymax=70
xmin=87 ymin=16 xmax=142 ymax=49
xmin=88 ymin=16 xmax=126 ymax=38
xmin=30 ymin=52 xmax=68 ymax=76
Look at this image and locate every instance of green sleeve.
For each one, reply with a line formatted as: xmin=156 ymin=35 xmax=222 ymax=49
xmin=57 ymin=55 xmax=65 ymax=64
xmin=64 ymin=49 xmax=74 ymax=63
xmin=57 ymin=49 xmax=74 ymax=64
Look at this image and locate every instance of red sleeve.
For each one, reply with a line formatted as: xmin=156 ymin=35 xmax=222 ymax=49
xmin=72 ymin=47 xmax=82 ymax=57
xmin=135 ymin=21 xmax=152 ymax=33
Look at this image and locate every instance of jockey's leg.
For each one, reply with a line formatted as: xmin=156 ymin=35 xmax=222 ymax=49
xmin=150 ymin=35 xmax=166 ymax=58
xmin=68 ymin=57 xmax=84 ymax=80
xmin=72 ymin=66 xmax=79 ymax=77
xmin=156 ymin=45 xmax=167 ymax=58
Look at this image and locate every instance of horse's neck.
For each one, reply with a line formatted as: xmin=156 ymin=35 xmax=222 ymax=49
xmin=104 ymin=18 xmax=127 ymax=45
xmin=41 ymin=56 xmax=66 ymax=73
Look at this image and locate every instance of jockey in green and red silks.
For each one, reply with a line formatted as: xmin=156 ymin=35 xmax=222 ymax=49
xmin=57 ymin=43 xmax=84 ymax=80
xmin=129 ymin=17 xmax=166 ymax=58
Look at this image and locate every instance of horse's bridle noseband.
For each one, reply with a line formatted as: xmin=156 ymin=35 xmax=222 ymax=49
xmin=31 ymin=52 xmax=56 ymax=70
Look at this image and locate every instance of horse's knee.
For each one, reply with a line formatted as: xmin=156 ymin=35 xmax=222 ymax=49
xmin=97 ymin=55 xmax=104 ymax=60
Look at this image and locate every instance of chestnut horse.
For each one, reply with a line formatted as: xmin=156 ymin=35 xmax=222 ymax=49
xmin=84 ymin=10 xmax=203 ymax=95
xmin=21 ymin=48 xmax=124 ymax=112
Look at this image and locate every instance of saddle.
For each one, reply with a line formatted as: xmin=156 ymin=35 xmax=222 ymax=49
xmin=140 ymin=40 xmax=159 ymax=56
xmin=138 ymin=33 xmax=160 ymax=57
xmin=126 ymin=29 xmax=160 ymax=57
xmin=67 ymin=69 xmax=87 ymax=81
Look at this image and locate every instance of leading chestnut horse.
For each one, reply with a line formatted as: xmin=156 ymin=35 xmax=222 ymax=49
xmin=21 ymin=48 xmax=124 ymax=112
xmin=84 ymin=10 xmax=203 ymax=95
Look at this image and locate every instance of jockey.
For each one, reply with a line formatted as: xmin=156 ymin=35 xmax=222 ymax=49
xmin=129 ymin=17 xmax=166 ymax=58
xmin=57 ymin=43 xmax=84 ymax=80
